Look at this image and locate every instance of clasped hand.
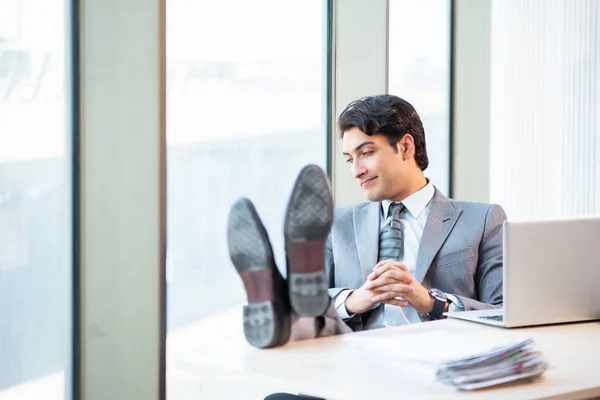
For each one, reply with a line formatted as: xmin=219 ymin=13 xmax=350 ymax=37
xmin=345 ymin=260 xmax=434 ymax=314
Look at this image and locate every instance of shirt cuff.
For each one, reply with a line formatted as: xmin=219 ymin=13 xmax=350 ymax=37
xmin=446 ymin=294 xmax=464 ymax=312
xmin=333 ymin=289 xmax=355 ymax=320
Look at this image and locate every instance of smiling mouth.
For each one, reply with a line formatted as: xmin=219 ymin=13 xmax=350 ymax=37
xmin=360 ymin=177 xmax=376 ymax=188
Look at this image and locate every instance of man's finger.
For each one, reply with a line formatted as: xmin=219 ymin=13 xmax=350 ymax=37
xmin=367 ymin=264 xmax=389 ymax=280
xmin=373 ymin=259 xmax=409 ymax=270
xmin=371 ymin=284 xmax=415 ymax=294
xmin=364 ymin=277 xmax=396 ymax=290
xmin=367 ymin=268 xmax=413 ymax=284
xmin=364 ymin=276 xmax=414 ymax=290
xmin=371 ymin=287 xmax=415 ymax=303
xmin=379 ymin=270 xmax=413 ymax=284
xmin=371 ymin=261 xmax=409 ymax=276
xmin=373 ymin=259 xmax=395 ymax=269
xmin=382 ymin=299 xmax=410 ymax=307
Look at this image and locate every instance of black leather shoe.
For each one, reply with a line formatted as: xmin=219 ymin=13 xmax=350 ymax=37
xmin=284 ymin=165 xmax=333 ymax=317
xmin=227 ymin=198 xmax=291 ymax=349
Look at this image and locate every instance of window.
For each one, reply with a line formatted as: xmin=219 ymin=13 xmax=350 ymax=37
xmin=166 ymin=2 xmax=328 ymax=395
xmin=0 ymin=0 xmax=71 ymax=397
xmin=165 ymin=0 xmax=328 ymax=345
xmin=388 ymin=0 xmax=452 ymax=195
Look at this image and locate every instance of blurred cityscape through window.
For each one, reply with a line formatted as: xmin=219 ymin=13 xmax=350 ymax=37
xmin=0 ymin=0 xmax=71 ymax=397
xmin=165 ymin=0 xmax=328 ymax=332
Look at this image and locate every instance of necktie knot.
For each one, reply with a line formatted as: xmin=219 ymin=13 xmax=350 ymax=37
xmin=388 ymin=202 xmax=404 ymax=224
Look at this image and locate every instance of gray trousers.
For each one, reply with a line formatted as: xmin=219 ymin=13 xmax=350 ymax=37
xmin=289 ymin=300 xmax=352 ymax=342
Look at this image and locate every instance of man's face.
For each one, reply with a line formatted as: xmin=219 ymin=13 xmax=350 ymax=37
xmin=342 ymin=127 xmax=411 ymax=202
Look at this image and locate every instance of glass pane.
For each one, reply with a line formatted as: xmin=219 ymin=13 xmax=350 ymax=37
xmin=388 ymin=0 xmax=452 ymax=195
xmin=0 ymin=0 xmax=71 ymax=399
xmin=166 ymin=0 xmax=327 ymax=397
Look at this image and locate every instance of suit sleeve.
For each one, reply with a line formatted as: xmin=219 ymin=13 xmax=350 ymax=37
xmin=455 ymin=204 xmax=506 ymax=310
xmin=325 ymin=234 xmax=338 ymax=296
xmin=325 ymin=233 xmax=376 ymax=329
xmin=325 ymin=234 xmax=353 ymax=314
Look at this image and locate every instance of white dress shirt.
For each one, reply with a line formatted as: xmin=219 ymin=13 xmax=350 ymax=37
xmin=334 ymin=180 xmax=461 ymax=322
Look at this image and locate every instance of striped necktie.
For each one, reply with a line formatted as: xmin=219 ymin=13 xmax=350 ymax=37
xmin=378 ymin=202 xmax=404 ymax=263
xmin=377 ymin=202 xmax=415 ymax=326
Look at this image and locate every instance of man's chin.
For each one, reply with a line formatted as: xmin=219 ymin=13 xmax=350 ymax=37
xmin=364 ymin=190 xmax=384 ymax=202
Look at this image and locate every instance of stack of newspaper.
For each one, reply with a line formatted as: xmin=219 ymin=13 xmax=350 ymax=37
xmin=435 ymin=337 xmax=548 ymax=391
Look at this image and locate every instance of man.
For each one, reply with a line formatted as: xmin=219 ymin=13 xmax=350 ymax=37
xmin=328 ymin=94 xmax=505 ymax=330
xmin=227 ymin=94 xmax=506 ymax=398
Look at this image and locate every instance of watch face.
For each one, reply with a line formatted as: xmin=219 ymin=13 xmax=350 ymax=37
xmin=430 ymin=288 xmax=447 ymax=300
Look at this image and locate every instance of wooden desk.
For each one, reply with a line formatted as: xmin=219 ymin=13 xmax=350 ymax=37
xmin=168 ymin=307 xmax=600 ymax=400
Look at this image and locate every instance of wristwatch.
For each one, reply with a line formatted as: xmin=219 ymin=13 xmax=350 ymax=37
xmin=428 ymin=288 xmax=448 ymax=319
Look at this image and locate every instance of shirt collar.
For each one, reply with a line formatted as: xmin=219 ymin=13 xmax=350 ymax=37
xmin=381 ymin=180 xmax=435 ymax=219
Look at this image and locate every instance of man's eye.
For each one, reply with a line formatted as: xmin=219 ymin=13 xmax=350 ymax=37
xmin=345 ymin=158 xmax=353 ymax=164
xmin=362 ymin=151 xmax=373 ymax=156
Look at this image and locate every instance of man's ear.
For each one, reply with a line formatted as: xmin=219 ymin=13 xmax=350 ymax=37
xmin=400 ymin=134 xmax=415 ymax=160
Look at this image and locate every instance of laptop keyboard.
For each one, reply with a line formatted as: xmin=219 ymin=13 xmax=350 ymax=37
xmin=480 ymin=315 xmax=504 ymax=322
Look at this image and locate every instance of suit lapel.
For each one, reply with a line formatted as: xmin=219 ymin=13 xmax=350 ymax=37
xmin=415 ymin=189 xmax=462 ymax=283
xmin=353 ymin=202 xmax=380 ymax=281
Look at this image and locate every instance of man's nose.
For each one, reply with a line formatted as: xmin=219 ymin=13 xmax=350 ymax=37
xmin=352 ymin=162 xmax=366 ymax=179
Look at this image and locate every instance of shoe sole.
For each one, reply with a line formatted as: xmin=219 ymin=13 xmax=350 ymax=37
xmin=284 ymin=165 xmax=333 ymax=317
xmin=227 ymin=198 xmax=291 ymax=349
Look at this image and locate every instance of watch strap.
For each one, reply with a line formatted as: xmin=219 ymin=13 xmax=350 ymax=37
xmin=429 ymin=295 xmax=447 ymax=319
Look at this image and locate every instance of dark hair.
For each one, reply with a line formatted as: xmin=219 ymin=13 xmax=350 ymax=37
xmin=337 ymin=94 xmax=429 ymax=170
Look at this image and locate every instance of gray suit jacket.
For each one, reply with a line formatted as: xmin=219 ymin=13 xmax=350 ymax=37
xmin=325 ymin=188 xmax=506 ymax=331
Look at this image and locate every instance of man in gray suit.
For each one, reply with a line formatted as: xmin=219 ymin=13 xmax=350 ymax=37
xmin=230 ymin=94 xmax=506 ymax=400
xmin=228 ymin=94 xmax=505 ymax=349
xmin=328 ymin=94 xmax=506 ymax=331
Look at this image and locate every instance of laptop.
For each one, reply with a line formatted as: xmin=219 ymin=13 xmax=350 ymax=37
xmin=445 ymin=215 xmax=600 ymax=328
